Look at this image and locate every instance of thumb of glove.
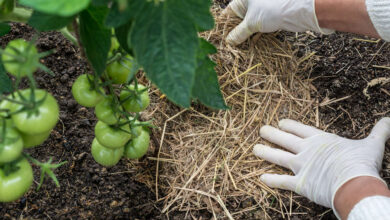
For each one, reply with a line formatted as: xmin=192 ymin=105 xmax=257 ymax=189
xmin=226 ymin=20 xmax=254 ymax=45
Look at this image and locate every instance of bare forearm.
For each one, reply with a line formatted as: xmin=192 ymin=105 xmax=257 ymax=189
xmin=315 ymin=0 xmax=380 ymax=38
xmin=334 ymin=176 xmax=390 ymax=220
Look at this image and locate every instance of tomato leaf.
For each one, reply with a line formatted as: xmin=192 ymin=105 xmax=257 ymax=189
xmin=0 ymin=22 xmax=10 ymax=36
xmin=92 ymin=0 xmax=110 ymax=6
xmin=28 ymin=11 xmax=74 ymax=31
xmin=79 ymin=6 xmax=111 ymax=77
xmin=192 ymin=39 xmax=228 ymax=109
xmin=105 ymin=1 xmax=131 ymax=28
xmin=130 ymin=0 xmax=198 ymax=107
xmin=183 ymin=0 xmax=214 ymax=32
xmin=19 ymin=0 xmax=91 ymax=17
xmin=114 ymin=21 xmax=133 ymax=55
xmin=0 ymin=61 xmax=12 ymax=95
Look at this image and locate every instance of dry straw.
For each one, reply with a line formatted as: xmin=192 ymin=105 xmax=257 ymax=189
xmin=140 ymin=6 xmax=324 ymax=219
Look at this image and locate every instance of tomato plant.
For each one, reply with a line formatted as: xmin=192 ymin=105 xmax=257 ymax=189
xmin=0 ymin=0 xmax=229 ymax=199
xmin=124 ymin=128 xmax=150 ymax=159
xmin=91 ymin=138 xmax=124 ymax=167
xmin=106 ymin=55 xmax=133 ymax=84
xmin=20 ymin=129 xmax=51 ymax=148
xmin=72 ymin=74 xmax=104 ymax=107
xmin=120 ymin=84 xmax=150 ymax=113
xmin=0 ymin=157 xmax=33 ymax=202
xmin=95 ymin=120 xmax=131 ymax=149
xmin=11 ymin=89 xmax=59 ymax=135
xmin=1 ymin=39 xmax=39 ymax=78
xmin=1 ymin=39 xmax=37 ymax=78
xmin=0 ymin=127 xmax=23 ymax=163
xmin=95 ymin=96 xmax=121 ymax=125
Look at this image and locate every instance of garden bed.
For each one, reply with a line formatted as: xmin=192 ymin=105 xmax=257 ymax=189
xmin=0 ymin=2 xmax=389 ymax=219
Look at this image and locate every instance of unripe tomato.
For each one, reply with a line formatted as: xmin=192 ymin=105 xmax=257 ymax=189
xmin=1 ymin=39 xmax=38 ymax=78
xmin=119 ymin=84 xmax=150 ymax=113
xmin=91 ymin=138 xmax=123 ymax=167
xmin=124 ymin=129 xmax=150 ymax=159
xmin=95 ymin=96 xmax=121 ymax=125
xmin=0 ymin=98 xmax=12 ymax=118
xmin=95 ymin=121 xmax=131 ymax=149
xmin=11 ymin=89 xmax=59 ymax=135
xmin=0 ymin=157 xmax=33 ymax=202
xmin=19 ymin=129 xmax=51 ymax=148
xmin=72 ymin=74 xmax=104 ymax=107
xmin=0 ymin=127 xmax=23 ymax=163
xmin=106 ymin=55 xmax=134 ymax=84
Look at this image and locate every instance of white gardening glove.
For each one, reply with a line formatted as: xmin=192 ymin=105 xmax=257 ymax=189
xmin=224 ymin=0 xmax=334 ymax=45
xmin=254 ymin=118 xmax=390 ymax=218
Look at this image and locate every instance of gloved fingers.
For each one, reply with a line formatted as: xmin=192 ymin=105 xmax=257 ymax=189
xmin=226 ymin=20 xmax=254 ymax=45
xmin=222 ymin=0 xmax=247 ymax=19
xmin=368 ymin=117 xmax=390 ymax=143
xmin=278 ymin=119 xmax=325 ymax=138
xmin=260 ymin=174 xmax=297 ymax=191
xmin=260 ymin=125 xmax=304 ymax=153
xmin=253 ymin=144 xmax=295 ymax=170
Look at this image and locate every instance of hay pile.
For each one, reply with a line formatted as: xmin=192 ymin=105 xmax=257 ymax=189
xmin=142 ymin=6 xmax=324 ymax=219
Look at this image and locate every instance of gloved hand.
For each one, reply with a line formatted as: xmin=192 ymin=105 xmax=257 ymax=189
xmin=254 ymin=118 xmax=390 ymax=218
xmin=223 ymin=0 xmax=334 ymax=45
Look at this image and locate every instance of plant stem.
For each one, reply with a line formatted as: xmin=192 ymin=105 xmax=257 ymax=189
xmin=0 ymin=7 xmax=31 ymax=23
xmin=59 ymin=27 xmax=78 ymax=46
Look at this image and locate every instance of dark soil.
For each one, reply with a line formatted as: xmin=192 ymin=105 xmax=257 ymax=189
xmin=1 ymin=6 xmax=390 ymax=220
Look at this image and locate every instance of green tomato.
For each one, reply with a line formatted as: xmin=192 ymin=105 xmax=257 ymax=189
xmin=95 ymin=121 xmax=131 ymax=149
xmin=95 ymin=96 xmax=121 ymax=125
xmin=110 ymin=37 xmax=120 ymax=53
xmin=119 ymin=84 xmax=150 ymax=113
xmin=0 ymin=157 xmax=33 ymax=202
xmin=1 ymin=39 xmax=38 ymax=78
xmin=91 ymin=138 xmax=123 ymax=167
xmin=0 ymin=98 xmax=12 ymax=118
xmin=20 ymin=129 xmax=51 ymax=148
xmin=0 ymin=127 xmax=23 ymax=163
xmin=72 ymin=74 xmax=104 ymax=107
xmin=11 ymin=89 xmax=59 ymax=135
xmin=106 ymin=55 xmax=134 ymax=84
xmin=124 ymin=129 xmax=150 ymax=159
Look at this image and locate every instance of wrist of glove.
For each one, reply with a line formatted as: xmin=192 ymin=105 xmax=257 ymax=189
xmin=224 ymin=0 xmax=335 ymax=45
xmin=254 ymin=118 xmax=390 ymax=219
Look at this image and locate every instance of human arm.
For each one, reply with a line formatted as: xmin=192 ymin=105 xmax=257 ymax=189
xmin=335 ymin=176 xmax=390 ymax=219
xmin=315 ymin=0 xmax=379 ymax=39
xmin=253 ymin=118 xmax=390 ymax=219
xmin=224 ymin=0 xmax=390 ymax=45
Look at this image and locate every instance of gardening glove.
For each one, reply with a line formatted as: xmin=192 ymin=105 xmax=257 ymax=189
xmin=223 ymin=0 xmax=334 ymax=45
xmin=253 ymin=118 xmax=390 ymax=218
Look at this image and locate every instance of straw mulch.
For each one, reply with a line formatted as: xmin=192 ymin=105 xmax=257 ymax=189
xmin=139 ymin=6 xmax=326 ymax=219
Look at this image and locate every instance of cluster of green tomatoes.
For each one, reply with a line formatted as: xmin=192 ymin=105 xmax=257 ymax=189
xmin=0 ymin=39 xmax=62 ymax=202
xmin=71 ymin=39 xmax=151 ymax=167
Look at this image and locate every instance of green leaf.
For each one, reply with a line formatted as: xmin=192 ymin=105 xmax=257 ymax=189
xmin=79 ymin=6 xmax=111 ymax=77
xmin=105 ymin=0 xmax=144 ymax=28
xmin=183 ymin=0 xmax=214 ymax=31
xmin=0 ymin=22 xmax=10 ymax=36
xmin=92 ymin=0 xmax=110 ymax=6
xmin=192 ymin=39 xmax=227 ymax=109
xmin=19 ymin=0 xmax=91 ymax=17
xmin=28 ymin=11 xmax=74 ymax=31
xmin=0 ymin=61 xmax=12 ymax=95
xmin=105 ymin=1 xmax=131 ymax=27
xmin=115 ymin=21 xmax=133 ymax=55
xmin=130 ymin=0 xmax=198 ymax=107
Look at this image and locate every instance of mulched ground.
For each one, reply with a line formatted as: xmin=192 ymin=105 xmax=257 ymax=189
xmin=1 ymin=8 xmax=389 ymax=219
